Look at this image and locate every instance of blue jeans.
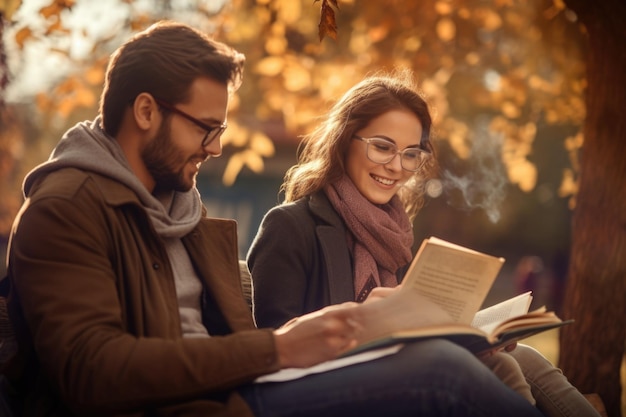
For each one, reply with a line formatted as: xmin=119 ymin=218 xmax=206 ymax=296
xmin=239 ymin=339 xmax=544 ymax=417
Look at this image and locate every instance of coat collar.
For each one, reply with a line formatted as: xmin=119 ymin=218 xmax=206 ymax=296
xmin=307 ymin=191 xmax=356 ymax=304
xmin=308 ymin=191 xmax=344 ymax=227
xmin=90 ymin=173 xmax=145 ymax=207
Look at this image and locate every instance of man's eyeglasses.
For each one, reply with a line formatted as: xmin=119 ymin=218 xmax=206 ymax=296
xmin=353 ymin=135 xmax=431 ymax=172
xmin=155 ymin=98 xmax=227 ymax=147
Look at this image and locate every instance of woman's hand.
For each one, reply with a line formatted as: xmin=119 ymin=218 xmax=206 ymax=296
xmin=477 ymin=342 xmax=518 ymax=359
xmin=363 ymin=286 xmax=400 ymax=303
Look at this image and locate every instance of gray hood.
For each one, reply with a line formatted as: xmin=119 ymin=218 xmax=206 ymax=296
xmin=23 ymin=117 xmax=202 ymax=238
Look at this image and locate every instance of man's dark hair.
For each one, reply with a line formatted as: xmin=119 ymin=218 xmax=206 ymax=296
xmin=100 ymin=20 xmax=245 ymax=137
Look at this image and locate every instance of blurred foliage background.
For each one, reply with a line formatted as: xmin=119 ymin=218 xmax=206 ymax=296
xmin=5 ymin=2 xmax=626 ymax=414
xmin=1 ymin=0 xmax=586 ymax=310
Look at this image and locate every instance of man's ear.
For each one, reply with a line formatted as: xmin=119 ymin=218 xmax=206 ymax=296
xmin=133 ymin=93 xmax=159 ymax=131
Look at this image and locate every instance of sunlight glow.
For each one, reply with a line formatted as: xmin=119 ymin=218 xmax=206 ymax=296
xmin=4 ymin=0 xmax=228 ymax=102
xmin=483 ymin=70 xmax=501 ymax=92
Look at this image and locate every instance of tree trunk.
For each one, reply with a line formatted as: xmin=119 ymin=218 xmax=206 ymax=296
xmin=1 ymin=16 xmax=8 ymax=110
xmin=560 ymin=2 xmax=626 ymax=417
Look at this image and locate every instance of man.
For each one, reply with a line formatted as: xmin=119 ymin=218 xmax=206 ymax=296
xmin=3 ymin=21 xmax=544 ymax=416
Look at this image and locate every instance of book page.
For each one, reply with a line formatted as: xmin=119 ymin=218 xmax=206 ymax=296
xmin=489 ymin=306 xmax=554 ymax=335
xmin=353 ymin=284 xmax=456 ymax=345
xmin=471 ymin=291 xmax=533 ymax=333
xmin=255 ymin=344 xmax=404 ymax=383
xmin=401 ymin=238 xmax=505 ymax=324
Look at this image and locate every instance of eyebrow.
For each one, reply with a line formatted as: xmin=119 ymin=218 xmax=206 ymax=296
xmin=200 ymin=117 xmax=225 ymax=126
xmin=155 ymin=98 xmax=226 ymax=131
xmin=184 ymin=111 xmax=225 ymax=128
xmin=369 ymin=135 xmax=421 ymax=149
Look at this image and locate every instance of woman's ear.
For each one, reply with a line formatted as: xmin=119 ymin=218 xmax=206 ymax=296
xmin=132 ymin=92 xmax=159 ymax=131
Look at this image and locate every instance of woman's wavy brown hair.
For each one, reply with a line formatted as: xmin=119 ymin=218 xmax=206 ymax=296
xmin=282 ymin=69 xmax=438 ymax=221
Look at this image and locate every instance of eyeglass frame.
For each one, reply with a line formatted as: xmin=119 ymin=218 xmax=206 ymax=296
xmin=352 ymin=134 xmax=431 ymax=172
xmin=154 ymin=98 xmax=227 ymax=147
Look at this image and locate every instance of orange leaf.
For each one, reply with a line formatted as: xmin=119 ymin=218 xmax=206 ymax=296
xmin=57 ymin=96 xmax=76 ymax=119
xmin=85 ymin=62 xmax=105 ymax=85
xmin=318 ymin=0 xmax=338 ymax=42
xmin=14 ymin=27 xmax=33 ymax=49
xmin=44 ymin=19 xmax=70 ymax=36
xmin=242 ymin=149 xmax=264 ymax=173
xmin=436 ymin=18 xmax=456 ymax=42
xmin=250 ymin=132 xmax=275 ymax=157
xmin=35 ymin=92 xmax=52 ymax=113
xmin=39 ymin=0 xmax=74 ymax=19
xmin=39 ymin=3 xmax=62 ymax=19
xmin=74 ymin=87 xmax=96 ymax=107
xmin=222 ymin=153 xmax=245 ymax=186
xmin=1 ymin=0 xmax=22 ymax=20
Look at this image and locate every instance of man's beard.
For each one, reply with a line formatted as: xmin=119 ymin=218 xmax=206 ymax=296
xmin=142 ymin=121 xmax=192 ymax=192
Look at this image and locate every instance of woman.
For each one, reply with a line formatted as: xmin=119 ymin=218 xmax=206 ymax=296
xmin=247 ymin=71 xmax=600 ymax=417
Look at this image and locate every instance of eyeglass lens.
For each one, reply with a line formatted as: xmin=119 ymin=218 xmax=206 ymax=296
xmin=155 ymin=98 xmax=226 ymax=147
xmin=201 ymin=126 xmax=226 ymax=147
xmin=366 ymin=137 xmax=428 ymax=171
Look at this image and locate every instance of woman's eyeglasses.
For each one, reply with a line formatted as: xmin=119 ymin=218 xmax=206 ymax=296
xmin=353 ymin=135 xmax=431 ymax=172
xmin=155 ymin=98 xmax=227 ymax=147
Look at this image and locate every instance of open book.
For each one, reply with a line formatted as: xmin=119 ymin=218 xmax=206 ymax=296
xmin=256 ymin=237 xmax=572 ymax=383
xmin=343 ymin=237 xmax=572 ymax=356
xmin=345 ymin=290 xmax=570 ymax=356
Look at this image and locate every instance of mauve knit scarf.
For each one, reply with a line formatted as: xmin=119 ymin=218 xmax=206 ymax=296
xmin=324 ymin=175 xmax=414 ymax=302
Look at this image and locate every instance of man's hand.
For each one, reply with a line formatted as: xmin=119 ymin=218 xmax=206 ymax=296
xmin=273 ymin=303 xmax=362 ymax=369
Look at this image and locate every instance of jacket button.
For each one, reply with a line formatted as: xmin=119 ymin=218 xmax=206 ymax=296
xmin=152 ymin=263 xmax=160 ymax=270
